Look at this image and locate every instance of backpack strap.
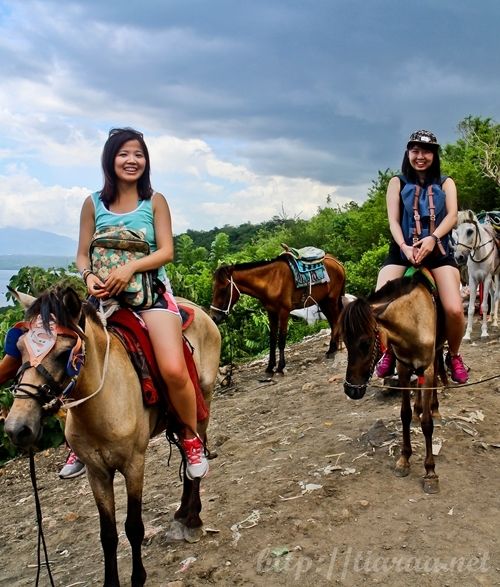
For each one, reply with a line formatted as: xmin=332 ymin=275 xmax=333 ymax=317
xmin=412 ymin=185 xmax=422 ymax=244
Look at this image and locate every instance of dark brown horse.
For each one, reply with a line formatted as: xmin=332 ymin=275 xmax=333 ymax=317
xmin=5 ymin=287 xmax=221 ymax=587
xmin=210 ymin=254 xmax=345 ymax=373
xmin=338 ymin=271 xmax=446 ymax=494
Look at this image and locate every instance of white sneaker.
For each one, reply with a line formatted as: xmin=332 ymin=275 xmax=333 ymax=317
xmin=59 ymin=451 xmax=86 ymax=479
xmin=181 ymin=436 xmax=209 ymax=480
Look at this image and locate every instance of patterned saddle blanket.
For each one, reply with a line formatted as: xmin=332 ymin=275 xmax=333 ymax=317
xmin=280 ymin=244 xmax=329 ymax=289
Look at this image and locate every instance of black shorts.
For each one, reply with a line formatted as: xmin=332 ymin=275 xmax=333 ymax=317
xmin=382 ymin=241 xmax=458 ymax=270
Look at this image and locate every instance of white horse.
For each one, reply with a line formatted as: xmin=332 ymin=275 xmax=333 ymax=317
xmin=454 ymin=210 xmax=499 ymax=339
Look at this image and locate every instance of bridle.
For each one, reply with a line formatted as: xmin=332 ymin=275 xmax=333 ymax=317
xmin=456 ymin=219 xmax=496 ymax=263
xmin=343 ymin=325 xmax=382 ymax=392
xmin=11 ymin=320 xmax=86 ymax=414
xmin=210 ymin=276 xmax=241 ymax=315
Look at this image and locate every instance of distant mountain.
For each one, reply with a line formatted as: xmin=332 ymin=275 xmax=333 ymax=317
xmin=0 ymin=227 xmax=77 ymax=256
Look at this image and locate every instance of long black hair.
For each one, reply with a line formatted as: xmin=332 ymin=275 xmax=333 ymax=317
xmin=99 ymin=127 xmax=153 ymax=207
xmin=401 ymin=143 xmax=441 ymax=185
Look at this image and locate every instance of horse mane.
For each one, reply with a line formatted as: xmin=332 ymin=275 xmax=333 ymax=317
xmin=367 ymin=272 xmax=427 ymax=305
xmin=214 ymin=256 xmax=286 ymax=279
xmin=25 ymin=286 xmax=101 ymax=331
xmin=338 ymin=297 xmax=376 ymax=344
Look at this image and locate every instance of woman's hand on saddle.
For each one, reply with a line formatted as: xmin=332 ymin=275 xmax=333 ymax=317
xmin=413 ymin=236 xmax=436 ymax=265
xmin=87 ymin=273 xmax=109 ymax=298
xmin=104 ymin=264 xmax=135 ymax=297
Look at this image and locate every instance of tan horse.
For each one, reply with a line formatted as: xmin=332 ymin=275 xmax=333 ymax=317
xmin=338 ymin=271 xmax=446 ymax=494
xmin=210 ymin=254 xmax=346 ymax=373
xmin=5 ymin=287 xmax=221 ymax=587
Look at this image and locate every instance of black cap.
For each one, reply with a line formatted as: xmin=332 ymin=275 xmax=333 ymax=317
xmin=407 ymin=130 xmax=439 ymax=149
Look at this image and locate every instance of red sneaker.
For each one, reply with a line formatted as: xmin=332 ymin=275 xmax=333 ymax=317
xmin=446 ymin=353 xmax=469 ymax=384
xmin=375 ymin=348 xmax=396 ymax=378
xmin=181 ymin=436 xmax=209 ymax=480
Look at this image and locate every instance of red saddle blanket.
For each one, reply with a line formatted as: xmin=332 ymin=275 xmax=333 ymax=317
xmin=107 ymin=306 xmax=209 ymax=421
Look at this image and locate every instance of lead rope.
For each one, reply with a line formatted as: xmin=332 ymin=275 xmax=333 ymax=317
xmin=29 ymin=449 xmax=55 ymax=587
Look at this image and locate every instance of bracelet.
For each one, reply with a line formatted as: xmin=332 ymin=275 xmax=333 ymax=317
xmin=81 ymin=268 xmax=93 ymax=283
xmin=430 ymin=234 xmax=441 ymax=244
xmin=399 ymin=241 xmax=406 ymax=249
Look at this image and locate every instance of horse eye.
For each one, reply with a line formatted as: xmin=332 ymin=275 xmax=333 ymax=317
xmin=466 ymin=229 xmax=474 ymax=238
xmin=57 ymin=349 xmax=71 ymax=365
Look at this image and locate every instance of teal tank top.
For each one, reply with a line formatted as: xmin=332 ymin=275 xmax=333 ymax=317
xmin=90 ymin=191 xmax=170 ymax=289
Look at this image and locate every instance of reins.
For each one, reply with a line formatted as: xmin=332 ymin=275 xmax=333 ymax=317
xmin=367 ymin=371 xmax=500 ymax=392
xmin=29 ymin=449 xmax=56 ymax=587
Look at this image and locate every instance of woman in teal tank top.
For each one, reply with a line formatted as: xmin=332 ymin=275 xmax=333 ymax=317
xmin=76 ymin=127 xmax=208 ymax=480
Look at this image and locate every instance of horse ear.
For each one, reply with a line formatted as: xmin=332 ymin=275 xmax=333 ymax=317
xmin=7 ymin=286 xmax=36 ymax=309
xmin=62 ymin=287 xmax=83 ymax=322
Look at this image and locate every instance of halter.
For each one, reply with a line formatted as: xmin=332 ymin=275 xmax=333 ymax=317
xmin=457 ymin=219 xmax=496 ymax=263
xmin=210 ymin=276 xmax=241 ymax=315
xmin=343 ymin=325 xmax=382 ymax=391
xmin=11 ymin=313 xmax=90 ymax=412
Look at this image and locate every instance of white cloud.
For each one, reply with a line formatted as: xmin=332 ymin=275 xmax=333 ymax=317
xmin=0 ymin=172 xmax=87 ymax=238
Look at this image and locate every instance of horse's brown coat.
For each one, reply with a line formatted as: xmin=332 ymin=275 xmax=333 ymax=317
xmin=210 ymin=254 xmax=345 ymax=373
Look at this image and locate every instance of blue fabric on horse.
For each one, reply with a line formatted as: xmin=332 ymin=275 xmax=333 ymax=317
xmin=286 ymin=257 xmax=330 ymax=288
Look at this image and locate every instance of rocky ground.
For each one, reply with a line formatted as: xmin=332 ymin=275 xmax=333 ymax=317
xmin=1 ymin=318 xmax=499 ymax=587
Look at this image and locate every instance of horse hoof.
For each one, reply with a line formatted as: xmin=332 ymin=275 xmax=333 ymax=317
xmin=423 ymin=477 xmax=439 ymax=494
xmin=184 ymin=526 xmax=203 ymax=543
xmin=165 ymin=519 xmax=186 ymax=542
xmin=394 ymin=466 xmax=410 ymax=478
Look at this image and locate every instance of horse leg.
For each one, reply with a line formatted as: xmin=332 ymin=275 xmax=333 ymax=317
xmin=412 ymin=388 xmax=422 ymax=422
xmin=168 ymin=475 xmax=203 ymax=543
xmin=421 ymin=388 xmax=439 ymax=494
xmin=464 ymin=277 xmax=477 ymax=340
xmin=123 ymin=460 xmax=147 ymax=587
xmin=276 ymin=312 xmax=289 ymax=374
xmin=318 ymin=299 xmax=338 ymax=358
xmin=87 ymin=470 xmax=121 ymax=587
xmin=266 ymin=312 xmax=278 ymax=373
xmin=395 ymin=388 xmax=412 ymax=477
xmin=480 ymin=276 xmax=492 ymax=338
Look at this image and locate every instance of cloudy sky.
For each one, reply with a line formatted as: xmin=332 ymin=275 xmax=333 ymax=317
xmin=0 ymin=0 xmax=499 ymax=239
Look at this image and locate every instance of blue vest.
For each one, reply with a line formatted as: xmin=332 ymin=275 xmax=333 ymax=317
xmin=399 ymin=175 xmax=450 ymax=254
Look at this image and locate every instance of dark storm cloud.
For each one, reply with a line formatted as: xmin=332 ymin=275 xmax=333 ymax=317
xmin=3 ymin=0 xmax=500 ymax=185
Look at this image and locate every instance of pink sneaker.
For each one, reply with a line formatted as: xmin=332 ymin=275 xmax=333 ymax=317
xmin=375 ymin=348 xmax=395 ymax=378
xmin=446 ymin=353 xmax=469 ymax=384
xmin=181 ymin=436 xmax=209 ymax=480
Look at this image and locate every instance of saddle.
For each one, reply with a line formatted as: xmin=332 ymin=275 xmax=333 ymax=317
xmin=107 ymin=306 xmax=209 ymax=421
xmin=280 ymin=243 xmax=329 ymax=289
xmin=403 ymin=266 xmax=437 ymax=295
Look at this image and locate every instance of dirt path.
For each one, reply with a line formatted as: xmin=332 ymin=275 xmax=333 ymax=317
xmin=1 ymin=320 xmax=499 ymax=587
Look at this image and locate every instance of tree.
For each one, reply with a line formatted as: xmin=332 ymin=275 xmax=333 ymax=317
xmin=442 ymin=116 xmax=500 ymax=211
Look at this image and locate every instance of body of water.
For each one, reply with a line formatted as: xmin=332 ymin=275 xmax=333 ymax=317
xmin=0 ymin=269 xmax=17 ymax=307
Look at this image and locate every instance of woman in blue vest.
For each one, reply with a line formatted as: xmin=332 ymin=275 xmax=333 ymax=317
xmin=76 ymin=128 xmax=208 ymax=480
xmin=375 ymin=130 xmax=468 ymax=384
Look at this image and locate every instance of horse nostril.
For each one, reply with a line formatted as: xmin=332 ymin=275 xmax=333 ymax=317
xmin=5 ymin=422 xmax=39 ymax=448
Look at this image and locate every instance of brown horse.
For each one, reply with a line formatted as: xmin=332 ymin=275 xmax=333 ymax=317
xmin=338 ymin=271 xmax=446 ymax=494
xmin=5 ymin=287 xmax=221 ymax=587
xmin=210 ymin=254 xmax=346 ymax=374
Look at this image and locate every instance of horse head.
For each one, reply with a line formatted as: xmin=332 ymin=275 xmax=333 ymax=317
xmin=209 ymin=265 xmax=240 ymax=324
xmin=338 ymin=298 xmax=381 ymax=400
xmin=4 ymin=287 xmax=85 ymax=449
xmin=454 ymin=209 xmax=479 ymax=265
